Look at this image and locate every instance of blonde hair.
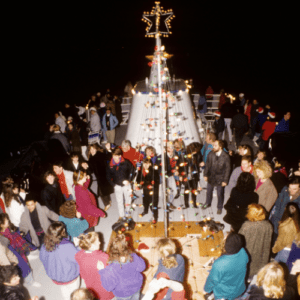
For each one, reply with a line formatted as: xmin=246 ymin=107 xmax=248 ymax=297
xmin=71 ymin=288 xmax=95 ymax=300
xmin=253 ymin=160 xmax=272 ymax=180
xmin=256 ymin=262 xmax=286 ymax=298
xmin=157 ymin=238 xmax=178 ymax=269
xmin=108 ymin=234 xmax=132 ymax=264
xmin=246 ymin=203 xmax=267 ymax=222
xmin=78 ymin=232 xmax=99 ymax=250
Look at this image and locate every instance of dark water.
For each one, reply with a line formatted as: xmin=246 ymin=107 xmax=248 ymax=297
xmin=1 ymin=1 xmax=298 ymax=160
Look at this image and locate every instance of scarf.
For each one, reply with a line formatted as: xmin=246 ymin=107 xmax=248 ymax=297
xmin=1 ymin=228 xmax=35 ymax=263
xmin=110 ymin=156 xmax=125 ymax=170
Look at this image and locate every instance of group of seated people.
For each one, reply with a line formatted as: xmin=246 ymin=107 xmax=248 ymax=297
xmin=1 ymin=118 xmax=300 ymax=298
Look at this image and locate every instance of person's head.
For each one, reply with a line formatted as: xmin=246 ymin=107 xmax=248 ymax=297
xmin=70 ymin=152 xmax=79 ymax=163
xmin=288 ymin=176 xmax=300 ymax=196
xmin=214 ymin=111 xmax=221 ymax=119
xmin=112 ymin=148 xmax=122 ymax=163
xmin=205 ymin=132 xmax=216 ymax=144
xmin=73 ymin=170 xmax=87 ymax=186
xmin=44 ymin=171 xmax=56 ymax=185
xmin=59 ymin=200 xmax=77 ymax=219
xmin=238 ymin=144 xmax=252 ymax=157
xmin=53 ymin=161 xmax=63 ymax=175
xmin=224 ymin=233 xmax=244 ymax=255
xmin=121 ymin=140 xmax=131 ymax=153
xmin=0 ymin=213 xmax=11 ymax=232
xmin=90 ymin=107 xmax=97 ymax=115
xmin=44 ymin=221 xmax=67 ymax=252
xmin=108 ymin=234 xmax=132 ymax=263
xmin=186 ymin=142 xmax=201 ymax=156
xmin=157 ymin=238 xmax=178 ymax=269
xmin=256 ymin=150 xmax=267 ymax=161
xmin=88 ymin=143 xmax=103 ymax=158
xmin=68 ymin=123 xmax=74 ymax=131
xmin=145 ymin=146 xmax=156 ymax=158
xmin=280 ymin=202 xmax=300 ymax=232
xmin=52 ymin=124 xmax=60 ymax=132
xmin=241 ymin=156 xmax=252 ymax=171
xmin=246 ymin=203 xmax=267 ymax=222
xmin=284 ymin=111 xmax=291 ymax=121
xmin=174 ymin=139 xmax=185 ymax=152
xmin=254 ymin=160 xmax=272 ymax=180
xmin=71 ymin=288 xmax=96 ymax=300
xmin=25 ymin=197 xmax=37 ymax=213
xmin=236 ymin=172 xmax=256 ymax=193
xmin=253 ymin=99 xmax=258 ymax=105
xmin=256 ymin=262 xmax=286 ymax=299
xmin=106 ymin=108 xmax=111 ymax=115
xmin=0 ymin=265 xmax=21 ymax=286
xmin=91 ymin=95 xmax=96 ymax=101
xmin=78 ymin=232 xmax=101 ymax=251
xmin=166 ymin=142 xmax=174 ymax=156
xmin=54 ymin=113 xmax=59 ymax=119
xmin=213 ymin=140 xmax=224 ymax=153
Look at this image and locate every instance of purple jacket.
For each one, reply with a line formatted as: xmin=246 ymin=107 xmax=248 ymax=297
xmin=98 ymin=253 xmax=146 ymax=297
xmin=40 ymin=238 xmax=80 ymax=283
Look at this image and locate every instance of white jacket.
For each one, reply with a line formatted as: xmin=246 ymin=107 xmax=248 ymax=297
xmin=90 ymin=112 xmax=101 ymax=132
xmin=6 ymin=199 xmax=25 ymax=227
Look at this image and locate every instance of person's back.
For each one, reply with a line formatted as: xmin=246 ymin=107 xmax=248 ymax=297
xmin=204 ymin=233 xmax=249 ymax=300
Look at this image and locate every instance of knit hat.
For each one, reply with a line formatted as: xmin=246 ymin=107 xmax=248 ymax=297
xmin=225 ymin=233 xmax=243 ymax=255
xmin=268 ymin=112 xmax=276 ymax=118
xmin=214 ymin=111 xmax=221 ymax=117
xmin=90 ymin=107 xmax=97 ymax=112
xmin=257 ymin=107 xmax=264 ymax=113
xmin=239 ymin=93 xmax=244 ymax=98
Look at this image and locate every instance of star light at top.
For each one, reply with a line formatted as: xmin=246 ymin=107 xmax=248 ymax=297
xmin=142 ymin=1 xmax=175 ymax=38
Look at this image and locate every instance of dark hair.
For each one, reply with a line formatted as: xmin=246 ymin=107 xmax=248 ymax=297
xmin=53 ymin=161 xmax=63 ymax=168
xmin=24 ymin=192 xmax=38 ymax=203
xmin=0 ymin=213 xmax=17 ymax=233
xmin=217 ymin=140 xmax=224 ymax=149
xmin=43 ymin=221 xmax=67 ymax=252
xmin=289 ymin=176 xmax=300 ymax=187
xmin=280 ymin=203 xmax=300 ymax=233
xmin=241 ymin=155 xmax=252 ymax=164
xmin=59 ymin=200 xmax=77 ymax=218
xmin=143 ymin=157 xmax=152 ymax=165
xmin=88 ymin=143 xmax=104 ymax=159
xmin=0 ymin=265 xmax=19 ymax=284
xmin=186 ymin=142 xmax=202 ymax=165
xmin=112 ymin=148 xmax=122 ymax=156
xmin=43 ymin=171 xmax=57 ymax=184
xmin=236 ymin=172 xmax=256 ymax=193
xmin=70 ymin=152 xmax=79 ymax=158
xmin=2 ymin=181 xmax=21 ymax=207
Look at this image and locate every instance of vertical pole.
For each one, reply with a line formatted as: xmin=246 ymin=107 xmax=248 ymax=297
xmin=156 ymin=35 xmax=168 ymax=237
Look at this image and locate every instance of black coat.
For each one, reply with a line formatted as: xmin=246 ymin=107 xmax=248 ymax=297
xmin=89 ymin=151 xmax=113 ymax=196
xmin=40 ymin=182 xmax=65 ymax=214
xmin=223 ymin=188 xmax=259 ymax=232
xmin=232 ymin=113 xmax=248 ymax=131
xmin=204 ymin=150 xmax=231 ymax=186
xmin=106 ymin=158 xmax=134 ymax=187
xmin=213 ymin=117 xmax=225 ymax=135
xmin=136 ymin=164 xmax=160 ymax=187
xmin=221 ymin=102 xmax=236 ymax=119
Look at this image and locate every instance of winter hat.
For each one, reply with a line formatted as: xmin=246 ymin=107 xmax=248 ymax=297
xmin=257 ymin=107 xmax=264 ymax=113
xmin=214 ymin=111 xmax=221 ymax=117
xmin=268 ymin=112 xmax=276 ymax=118
xmin=225 ymin=233 xmax=243 ymax=255
xmin=239 ymin=93 xmax=244 ymax=98
xmin=90 ymin=107 xmax=97 ymax=112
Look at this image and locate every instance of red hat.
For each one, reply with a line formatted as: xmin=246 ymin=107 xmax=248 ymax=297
xmin=257 ymin=107 xmax=264 ymax=113
xmin=214 ymin=111 xmax=221 ymax=117
xmin=268 ymin=112 xmax=276 ymax=118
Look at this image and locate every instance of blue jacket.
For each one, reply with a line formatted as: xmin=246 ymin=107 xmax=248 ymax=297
xmin=204 ymin=248 xmax=249 ymax=300
xmin=197 ymin=96 xmax=207 ymax=113
xmin=201 ymin=143 xmax=213 ymax=164
xmin=40 ymin=238 xmax=80 ymax=283
xmin=102 ymin=113 xmax=119 ymax=131
xmin=269 ymin=186 xmax=300 ymax=234
xmin=58 ymin=216 xmax=89 ymax=241
xmin=275 ymin=118 xmax=290 ymax=133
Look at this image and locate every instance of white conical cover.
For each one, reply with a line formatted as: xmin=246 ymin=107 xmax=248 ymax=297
xmin=125 ymin=80 xmax=200 ymax=154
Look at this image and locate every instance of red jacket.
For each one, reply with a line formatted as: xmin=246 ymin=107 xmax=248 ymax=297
xmin=121 ymin=147 xmax=143 ymax=168
xmin=245 ymin=104 xmax=252 ymax=124
xmin=262 ymin=121 xmax=276 ymax=141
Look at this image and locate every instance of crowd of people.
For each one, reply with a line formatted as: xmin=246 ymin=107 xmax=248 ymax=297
xmin=0 ymin=87 xmax=300 ymax=299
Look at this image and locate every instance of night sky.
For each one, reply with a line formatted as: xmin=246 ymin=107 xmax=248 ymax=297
xmin=2 ymin=1 xmax=298 ymax=158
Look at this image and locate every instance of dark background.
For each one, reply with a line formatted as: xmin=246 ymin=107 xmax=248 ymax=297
xmin=1 ymin=1 xmax=298 ymax=160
